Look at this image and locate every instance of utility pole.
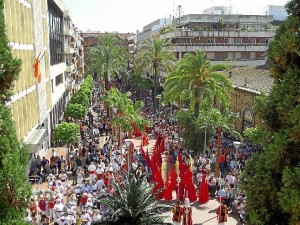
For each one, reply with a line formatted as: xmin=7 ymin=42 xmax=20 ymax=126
xmin=176 ymin=5 xmax=183 ymax=27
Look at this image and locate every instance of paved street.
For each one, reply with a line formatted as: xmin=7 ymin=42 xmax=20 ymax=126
xmin=32 ymin=133 xmax=241 ymax=225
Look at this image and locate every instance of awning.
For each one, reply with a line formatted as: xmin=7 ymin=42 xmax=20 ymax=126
xmin=26 ymin=128 xmax=47 ymax=153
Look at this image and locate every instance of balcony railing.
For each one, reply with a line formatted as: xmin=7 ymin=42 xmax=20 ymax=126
xmin=173 ymin=42 xmax=268 ymax=47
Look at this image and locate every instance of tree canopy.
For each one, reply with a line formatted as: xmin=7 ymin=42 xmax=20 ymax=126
xmin=241 ymin=2 xmax=300 ymax=224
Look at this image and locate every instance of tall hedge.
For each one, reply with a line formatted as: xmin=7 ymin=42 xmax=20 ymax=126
xmin=0 ymin=0 xmax=31 ymax=223
xmin=241 ymin=1 xmax=300 ymax=224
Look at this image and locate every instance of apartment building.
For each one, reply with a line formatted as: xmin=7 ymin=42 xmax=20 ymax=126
xmin=4 ymin=0 xmax=52 ymax=156
xmin=63 ymin=9 xmax=84 ymax=95
xmin=3 ymin=0 xmax=83 ymax=156
xmin=136 ymin=13 xmax=278 ymax=68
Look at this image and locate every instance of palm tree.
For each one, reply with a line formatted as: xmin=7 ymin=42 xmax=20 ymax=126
xmin=98 ymin=173 xmax=169 ymax=225
xmin=101 ymin=88 xmax=150 ymax=146
xmin=197 ymin=107 xmax=242 ymax=177
xmin=87 ymin=34 xmax=130 ymax=90
xmin=164 ymin=51 xmax=232 ymax=118
xmin=134 ymin=38 xmax=175 ymax=113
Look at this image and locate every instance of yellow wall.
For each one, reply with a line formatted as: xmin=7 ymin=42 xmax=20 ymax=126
xmin=4 ymin=0 xmax=40 ymax=140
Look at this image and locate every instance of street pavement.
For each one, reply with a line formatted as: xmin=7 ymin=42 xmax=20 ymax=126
xmin=32 ymin=133 xmax=241 ymax=225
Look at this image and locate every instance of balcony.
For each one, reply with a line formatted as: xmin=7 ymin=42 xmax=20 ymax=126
xmin=171 ymin=43 xmax=268 ymax=52
xmin=160 ymin=29 xmax=275 ymax=39
xmin=64 ymin=27 xmax=73 ymax=36
xmin=65 ymin=46 xmax=75 ymax=54
xmin=66 ymin=79 xmax=75 ymax=91
xmin=66 ymin=64 xmax=75 ymax=73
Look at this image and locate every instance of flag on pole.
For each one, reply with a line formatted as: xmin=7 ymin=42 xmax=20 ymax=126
xmin=33 ymin=52 xmax=45 ymax=83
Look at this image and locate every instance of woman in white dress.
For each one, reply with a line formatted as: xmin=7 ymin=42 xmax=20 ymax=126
xmin=77 ymin=166 xmax=84 ymax=185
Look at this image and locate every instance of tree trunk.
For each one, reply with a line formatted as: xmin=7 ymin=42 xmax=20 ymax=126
xmin=153 ymin=66 xmax=157 ymax=114
xmin=215 ymin=126 xmax=221 ymax=177
xmin=177 ymin=98 xmax=181 ymax=139
xmin=104 ymin=72 xmax=109 ymax=90
xmin=194 ymin=87 xmax=200 ymax=118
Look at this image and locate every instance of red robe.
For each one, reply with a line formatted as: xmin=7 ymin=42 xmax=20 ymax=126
xmin=178 ymin=181 xmax=185 ymax=202
xmin=163 ymin=171 xmax=173 ymax=201
xmin=182 ymin=206 xmax=193 ymax=225
xmin=170 ymin=166 xmax=178 ymax=190
xmin=185 ymin=182 xmax=198 ymax=203
xmin=198 ymin=175 xmax=209 ymax=204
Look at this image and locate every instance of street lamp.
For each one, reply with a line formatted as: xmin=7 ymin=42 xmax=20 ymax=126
xmin=124 ymin=139 xmax=132 ymax=176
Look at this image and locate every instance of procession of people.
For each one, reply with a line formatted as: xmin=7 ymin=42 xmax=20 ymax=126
xmin=26 ymin=78 xmax=250 ymax=225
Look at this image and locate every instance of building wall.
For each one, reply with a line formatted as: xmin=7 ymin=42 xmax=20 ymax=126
xmin=231 ymin=88 xmax=263 ymax=132
xmin=4 ymin=0 xmax=38 ymax=141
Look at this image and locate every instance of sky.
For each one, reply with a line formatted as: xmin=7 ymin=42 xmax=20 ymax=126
xmin=63 ymin=0 xmax=289 ymax=33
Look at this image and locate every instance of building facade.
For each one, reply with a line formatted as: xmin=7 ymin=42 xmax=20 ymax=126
xmin=3 ymin=0 xmax=83 ymax=156
xmin=228 ymin=66 xmax=274 ymax=132
xmin=136 ymin=14 xmax=278 ymax=68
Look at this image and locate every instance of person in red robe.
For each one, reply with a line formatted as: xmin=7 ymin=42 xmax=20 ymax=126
xmin=198 ymin=174 xmax=209 ymax=204
xmin=163 ymin=171 xmax=173 ymax=201
xmin=178 ymin=180 xmax=185 ymax=202
xmin=170 ymin=166 xmax=178 ymax=190
xmin=182 ymin=169 xmax=197 ymax=203
xmin=152 ymin=167 xmax=164 ymax=200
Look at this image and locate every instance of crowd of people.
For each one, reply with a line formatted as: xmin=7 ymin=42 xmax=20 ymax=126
xmin=25 ymin=79 xmax=251 ymax=225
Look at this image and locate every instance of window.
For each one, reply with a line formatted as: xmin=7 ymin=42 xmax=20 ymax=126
xmin=51 ymin=79 xmax=54 ymax=93
xmin=55 ymin=74 xmax=63 ymax=86
xmin=207 ymin=38 xmax=214 ymax=44
xmin=48 ymin=0 xmax=64 ymax=66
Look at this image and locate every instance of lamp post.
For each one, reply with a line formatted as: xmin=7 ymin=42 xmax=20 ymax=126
xmin=176 ymin=176 xmax=181 ymax=201
xmin=233 ymin=141 xmax=241 ymax=194
xmin=156 ymin=94 xmax=162 ymax=117
xmin=124 ymin=139 xmax=132 ymax=176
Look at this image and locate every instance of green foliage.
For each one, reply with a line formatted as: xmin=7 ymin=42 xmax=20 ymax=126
xmin=65 ymin=103 xmax=87 ymax=120
xmin=0 ymin=2 xmax=31 ymax=223
xmin=0 ymin=104 xmax=31 ymax=223
xmin=243 ymin=126 xmax=266 ymax=145
xmin=102 ymin=88 xmax=151 ymax=134
xmin=176 ymin=109 xmax=211 ymax=154
xmin=87 ymin=34 xmax=130 ymax=90
xmin=241 ymin=4 xmax=300 ymax=224
xmin=70 ymin=91 xmax=89 ymax=107
xmin=130 ymin=76 xmax=152 ymax=91
xmin=0 ymin=0 xmax=22 ymax=103
xmin=54 ymin=122 xmax=79 ymax=145
xmin=164 ymin=51 xmax=232 ymax=118
xmin=159 ymin=25 xmax=176 ymax=34
xmin=99 ymin=173 xmax=169 ymax=225
xmin=134 ymin=38 xmax=175 ymax=112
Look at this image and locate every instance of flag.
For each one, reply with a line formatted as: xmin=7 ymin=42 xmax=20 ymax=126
xmin=33 ymin=52 xmax=44 ymax=83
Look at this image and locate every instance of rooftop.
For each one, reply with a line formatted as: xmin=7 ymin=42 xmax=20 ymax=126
xmin=228 ymin=66 xmax=274 ymax=94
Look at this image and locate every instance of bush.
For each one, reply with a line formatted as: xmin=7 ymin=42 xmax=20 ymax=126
xmin=54 ymin=122 xmax=79 ymax=146
xmin=65 ymin=103 xmax=87 ymax=120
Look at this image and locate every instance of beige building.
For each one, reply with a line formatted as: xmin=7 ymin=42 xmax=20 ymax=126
xmin=229 ymin=66 xmax=274 ymax=132
xmin=3 ymin=0 xmax=83 ymax=156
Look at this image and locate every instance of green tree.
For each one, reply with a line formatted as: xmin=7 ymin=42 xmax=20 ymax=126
xmin=102 ymin=88 xmax=150 ymax=145
xmin=65 ymin=103 xmax=87 ymax=120
xmin=0 ymin=104 xmax=32 ymax=224
xmin=99 ymin=173 xmax=168 ymax=225
xmin=241 ymin=2 xmax=300 ymax=224
xmin=197 ymin=107 xmax=241 ymax=177
xmin=0 ymin=1 xmax=31 ymax=223
xmin=164 ymin=51 xmax=231 ymax=118
xmin=70 ymin=91 xmax=89 ymax=107
xmin=54 ymin=122 xmax=79 ymax=146
xmin=134 ymin=38 xmax=175 ymax=113
xmin=87 ymin=34 xmax=130 ymax=90
xmin=0 ymin=0 xmax=21 ymax=104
